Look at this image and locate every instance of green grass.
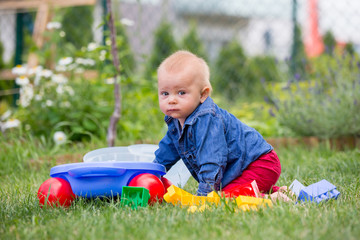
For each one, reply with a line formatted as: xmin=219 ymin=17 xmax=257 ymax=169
xmin=1 ymin=135 xmax=360 ymax=240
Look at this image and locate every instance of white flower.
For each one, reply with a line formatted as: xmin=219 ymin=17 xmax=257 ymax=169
xmin=76 ymin=58 xmax=96 ymax=66
xmin=55 ymin=65 xmax=67 ymax=72
xmin=64 ymin=86 xmax=75 ymax=96
xmin=99 ymin=50 xmax=107 ymax=61
xmin=12 ymin=64 xmax=28 ymax=75
xmin=19 ymin=84 xmax=34 ymax=107
xmin=30 ymin=66 xmax=44 ymax=86
xmin=58 ymin=57 xmax=73 ymax=66
xmin=53 ymin=131 xmax=67 ymax=145
xmin=1 ymin=118 xmax=21 ymax=131
xmin=1 ymin=110 xmax=12 ymax=121
xmin=85 ymin=58 xmax=95 ymax=66
xmin=105 ymin=39 xmax=111 ymax=46
xmin=120 ymin=18 xmax=135 ymax=26
xmin=35 ymin=94 xmax=43 ymax=101
xmin=74 ymin=68 xmax=84 ymax=74
xmin=75 ymin=58 xmax=85 ymax=65
xmin=60 ymin=101 xmax=71 ymax=108
xmin=105 ymin=77 xmax=115 ymax=84
xmin=28 ymin=65 xmax=43 ymax=76
xmin=56 ymin=85 xmax=64 ymax=95
xmin=46 ymin=22 xmax=62 ymax=30
xmin=15 ymin=76 xmax=30 ymax=86
xmin=59 ymin=31 xmax=66 ymax=37
xmin=41 ymin=69 xmax=53 ymax=78
xmin=87 ymin=42 xmax=98 ymax=51
xmin=67 ymin=63 xmax=78 ymax=71
xmin=45 ymin=100 xmax=53 ymax=107
xmin=51 ymin=74 xmax=68 ymax=84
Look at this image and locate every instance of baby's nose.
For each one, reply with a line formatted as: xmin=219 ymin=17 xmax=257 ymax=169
xmin=168 ymin=95 xmax=177 ymax=103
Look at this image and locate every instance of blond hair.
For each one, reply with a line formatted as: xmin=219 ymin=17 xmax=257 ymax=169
xmin=157 ymin=50 xmax=212 ymax=92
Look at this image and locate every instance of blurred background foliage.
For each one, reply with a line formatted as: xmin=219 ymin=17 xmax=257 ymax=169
xmin=0 ymin=1 xmax=359 ymax=146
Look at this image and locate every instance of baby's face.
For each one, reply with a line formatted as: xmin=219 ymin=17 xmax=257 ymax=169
xmin=158 ymin=67 xmax=205 ymax=127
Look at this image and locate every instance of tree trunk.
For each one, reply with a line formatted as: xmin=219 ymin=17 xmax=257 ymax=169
xmin=106 ymin=0 xmax=122 ymax=147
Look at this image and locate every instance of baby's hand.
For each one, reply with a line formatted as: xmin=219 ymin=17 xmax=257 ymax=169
xmin=270 ymin=192 xmax=292 ymax=202
xmin=269 ymin=186 xmax=294 ymax=202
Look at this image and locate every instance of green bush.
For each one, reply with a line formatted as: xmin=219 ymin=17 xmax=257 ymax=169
xmin=144 ymin=21 xmax=178 ymax=77
xmin=247 ymin=55 xmax=282 ymax=100
xmin=117 ymin=75 xmax=164 ymax=142
xmin=113 ymin=21 xmax=136 ymax=78
xmin=213 ymin=40 xmax=247 ymax=101
xmin=269 ymin=53 xmax=360 ymax=138
xmin=181 ymin=22 xmax=208 ymax=61
xmin=213 ymin=39 xmax=271 ymax=101
xmin=61 ymin=6 xmax=94 ymax=49
xmin=0 ymin=37 xmax=4 ymax=69
xmin=323 ymin=31 xmax=336 ymax=55
xmin=14 ymin=76 xmax=110 ymax=141
xmin=13 ymin=72 xmax=164 ymax=143
xmin=289 ymin=24 xmax=307 ymax=76
xmin=8 ymin=11 xmax=163 ymax=144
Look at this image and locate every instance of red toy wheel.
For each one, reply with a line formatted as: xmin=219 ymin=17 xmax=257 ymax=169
xmin=128 ymin=173 xmax=165 ymax=204
xmin=37 ymin=177 xmax=75 ymax=208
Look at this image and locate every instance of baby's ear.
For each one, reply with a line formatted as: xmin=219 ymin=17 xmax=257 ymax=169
xmin=200 ymin=87 xmax=210 ymax=103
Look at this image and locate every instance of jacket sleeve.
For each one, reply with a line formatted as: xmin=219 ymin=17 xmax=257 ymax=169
xmin=194 ymin=114 xmax=228 ymax=196
xmin=153 ymin=130 xmax=180 ymax=171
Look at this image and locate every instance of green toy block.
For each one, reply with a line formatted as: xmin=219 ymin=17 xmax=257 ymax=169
xmin=121 ymin=186 xmax=150 ymax=209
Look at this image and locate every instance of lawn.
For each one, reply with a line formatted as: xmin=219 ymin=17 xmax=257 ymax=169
xmin=1 ymin=137 xmax=359 ymax=240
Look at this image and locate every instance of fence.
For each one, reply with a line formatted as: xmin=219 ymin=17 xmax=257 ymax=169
xmin=1 ymin=0 xmax=360 ymax=102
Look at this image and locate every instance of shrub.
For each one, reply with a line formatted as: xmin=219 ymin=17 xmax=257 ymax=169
xmin=144 ymin=21 xmax=178 ymax=77
xmin=213 ymin=39 xmax=249 ymax=101
xmin=269 ymin=53 xmax=360 ymax=138
xmin=289 ymin=24 xmax=307 ymax=76
xmin=181 ymin=22 xmax=208 ymax=61
xmin=61 ymin=6 xmax=94 ymax=49
xmin=0 ymin=36 xmax=4 ymax=69
xmin=12 ymin=69 xmax=164 ymax=143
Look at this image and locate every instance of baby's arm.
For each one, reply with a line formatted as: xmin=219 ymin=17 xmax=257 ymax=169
xmin=194 ymin=116 xmax=228 ymax=196
xmin=153 ymin=131 xmax=180 ymax=171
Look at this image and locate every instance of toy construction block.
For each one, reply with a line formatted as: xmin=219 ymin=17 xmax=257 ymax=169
xmin=164 ymin=185 xmax=220 ymax=207
xmin=121 ymin=186 xmax=150 ymax=209
xmin=187 ymin=204 xmax=212 ymax=213
xmin=235 ymin=195 xmax=273 ymax=211
xmin=206 ymin=191 xmax=221 ymax=205
xmin=221 ymin=180 xmax=260 ymax=198
xmin=163 ymin=185 xmax=192 ymax=205
xmin=289 ymin=179 xmax=306 ymax=197
xmin=298 ymin=179 xmax=340 ymax=203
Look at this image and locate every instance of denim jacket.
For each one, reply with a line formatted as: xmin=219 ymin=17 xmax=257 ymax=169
xmin=154 ymin=97 xmax=273 ymax=196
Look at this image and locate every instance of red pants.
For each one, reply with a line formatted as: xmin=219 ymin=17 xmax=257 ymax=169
xmin=222 ymin=150 xmax=281 ymax=193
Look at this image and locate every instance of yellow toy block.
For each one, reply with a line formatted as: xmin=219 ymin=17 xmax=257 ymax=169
xmin=180 ymin=195 xmax=195 ymax=206
xmin=205 ymin=192 xmax=221 ymax=206
xmin=235 ymin=195 xmax=273 ymax=210
xmin=193 ymin=196 xmax=208 ymax=205
xmin=165 ymin=185 xmax=273 ymax=212
xmin=164 ymin=186 xmax=221 ymax=207
xmin=187 ymin=204 xmax=211 ymax=213
xmin=188 ymin=206 xmax=198 ymax=213
xmin=238 ymin=204 xmax=250 ymax=211
xmin=207 ymin=191 xmax=220 ymax=198
xmin=163 ymin=185 xmax=192 ymax=205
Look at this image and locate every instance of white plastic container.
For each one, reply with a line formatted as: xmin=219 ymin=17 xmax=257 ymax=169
xmin=83 ymin=144 xmax=191 ymax=187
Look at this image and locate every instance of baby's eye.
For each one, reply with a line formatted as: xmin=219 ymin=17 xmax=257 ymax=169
xmin=178 ymin=91 xmax=186 ymax=95
xmin=161 ymin=92 xmax=169 ymax=96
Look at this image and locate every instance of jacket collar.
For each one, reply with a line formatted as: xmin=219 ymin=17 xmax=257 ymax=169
xmin=164 ymin=97 xmax=215 ymax=126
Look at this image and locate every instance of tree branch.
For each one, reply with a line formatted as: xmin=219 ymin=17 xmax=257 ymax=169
xmin=106 ymin=0 xmax=122 ymax=147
